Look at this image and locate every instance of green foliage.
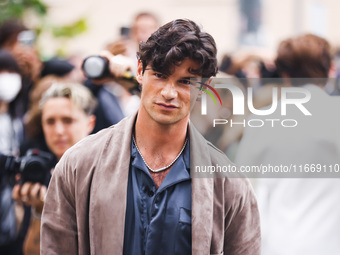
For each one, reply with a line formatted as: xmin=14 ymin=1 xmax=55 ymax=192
xmin=52 ymin=19 xmax=88 ymax=38
xmin=0 ymin=0 xmax=88 ymax=56
xmin=0 ymin=0 xmax=47 ymax=23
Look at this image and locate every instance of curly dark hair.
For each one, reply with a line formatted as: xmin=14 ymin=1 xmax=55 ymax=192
xmin=137 ymin=19 xmax=217 ymax=78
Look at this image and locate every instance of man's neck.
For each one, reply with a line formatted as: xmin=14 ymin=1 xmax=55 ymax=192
xmin=134 ymin=110 xmax=188 ymax=160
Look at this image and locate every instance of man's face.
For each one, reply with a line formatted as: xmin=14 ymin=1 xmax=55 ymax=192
xmin=41 ymin=97 xmax=94 ymax=160
xmin=137 ymin=58 xmax=201 ymax=126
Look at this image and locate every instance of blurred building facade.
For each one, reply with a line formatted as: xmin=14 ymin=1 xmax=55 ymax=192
xmin=36 ymin=0 xmax=340 ymax=59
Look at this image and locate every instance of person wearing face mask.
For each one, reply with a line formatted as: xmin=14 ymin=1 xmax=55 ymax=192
xmin=0 ymin=49 xmax=23 ymax=157
xmin=0 ymin=50 xmax=24 ymax=254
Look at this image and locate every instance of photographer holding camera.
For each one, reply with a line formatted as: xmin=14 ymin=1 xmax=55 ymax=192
xmin=82 ymin=50 xmax=140 ymax=134
xmin=11 ymin=82 xmax=96 ymax=255
xmin=0 ymin=48 xmax=26 ymax=254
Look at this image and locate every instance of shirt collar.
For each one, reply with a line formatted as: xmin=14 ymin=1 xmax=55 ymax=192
xmin=130 ymin=136 xmax=191 ymax=189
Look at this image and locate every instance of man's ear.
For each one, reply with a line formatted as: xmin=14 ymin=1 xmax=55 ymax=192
xmin=87 ymin=115 xmax=96 ymax=135
xmin=136 ymin=60 xmax=144 ymax=84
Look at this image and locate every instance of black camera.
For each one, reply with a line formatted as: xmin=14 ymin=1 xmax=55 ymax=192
xmin=82 ymin=56 xmax=112 ymax=79
xmin=82 ymin=55 xmax=141 ymax=94
xmin=0 ymin=149 xmax=54 ymax=185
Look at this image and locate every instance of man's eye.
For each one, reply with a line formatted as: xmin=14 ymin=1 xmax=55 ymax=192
xmin=154 ymin=73 xmax=165 ymax=79
xmin=180 ymin=79 xmax=192 ymax=85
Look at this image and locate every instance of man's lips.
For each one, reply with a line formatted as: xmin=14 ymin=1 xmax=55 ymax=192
xmin=156 ymin=102 xmax=179 ymax=109
xmin=158 ymin=103 xmax=177 ymax=108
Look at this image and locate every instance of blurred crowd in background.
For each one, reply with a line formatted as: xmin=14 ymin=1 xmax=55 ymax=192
xmin=1 ymin=0 xmax=340 ymax=254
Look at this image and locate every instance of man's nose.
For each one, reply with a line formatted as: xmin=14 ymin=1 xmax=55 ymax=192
xmin=161 ymin=82 xmax=177 ymax=100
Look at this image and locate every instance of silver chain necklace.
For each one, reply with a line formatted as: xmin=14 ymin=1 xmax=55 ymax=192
xmin=132 ymin=135 xmax=188 ymax=173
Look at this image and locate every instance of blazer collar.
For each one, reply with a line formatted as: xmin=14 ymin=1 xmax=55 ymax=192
xmin=189 ymin=123 xmax=215 ymax=254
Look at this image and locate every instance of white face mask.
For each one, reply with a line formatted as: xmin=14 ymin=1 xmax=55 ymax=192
xmin=0 ymin=73 xmax=22 ymax=102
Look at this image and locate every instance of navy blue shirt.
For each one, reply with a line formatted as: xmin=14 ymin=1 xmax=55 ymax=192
xmin=123 ymin=138 xmax=191 ymax=255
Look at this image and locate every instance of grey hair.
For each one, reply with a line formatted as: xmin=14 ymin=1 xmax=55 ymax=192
xmin=39 ymin=82 xmax=97 ymax=116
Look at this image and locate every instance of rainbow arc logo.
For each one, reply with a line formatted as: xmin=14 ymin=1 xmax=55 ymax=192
xmin=197 ymin=82 xmax=222 ymax=106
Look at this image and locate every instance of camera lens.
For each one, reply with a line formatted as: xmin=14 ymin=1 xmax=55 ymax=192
xmin=82 ymin=56 xmax=108 ymax=79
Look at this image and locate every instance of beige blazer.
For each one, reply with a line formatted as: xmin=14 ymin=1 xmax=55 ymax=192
xmin=41 ymin=114 xmax=261 ymax=255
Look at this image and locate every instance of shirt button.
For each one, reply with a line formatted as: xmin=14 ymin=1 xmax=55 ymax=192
xmin=148 ymin=190 xmax=154 ymax=197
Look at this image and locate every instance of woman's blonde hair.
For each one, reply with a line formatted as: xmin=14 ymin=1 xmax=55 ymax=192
xmin=39 ymin=82 xmax=97 ymax=116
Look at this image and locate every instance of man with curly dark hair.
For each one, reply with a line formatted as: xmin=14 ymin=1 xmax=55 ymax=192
xmin=41 ymin=19 xmax=261 ymax=255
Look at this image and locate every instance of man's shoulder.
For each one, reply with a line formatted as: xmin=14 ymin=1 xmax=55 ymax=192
xmin=67 ymin=126 xmax=116 ymax=157
xmin=209 ymin=142 xmax=255 ymax=211
xmin=206 ymin=140 xmax=234 ymax=166
xmin=190 ymin=123 xmax=233 ymax=165
xmin=194 ymin=130 xmax=253 ymax=196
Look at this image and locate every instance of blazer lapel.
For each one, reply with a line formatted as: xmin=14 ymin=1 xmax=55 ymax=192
xmin=190 ymin=124 xmax=214 ymax=254
xmin=89 ymin=114 xmax=136 ymax=254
